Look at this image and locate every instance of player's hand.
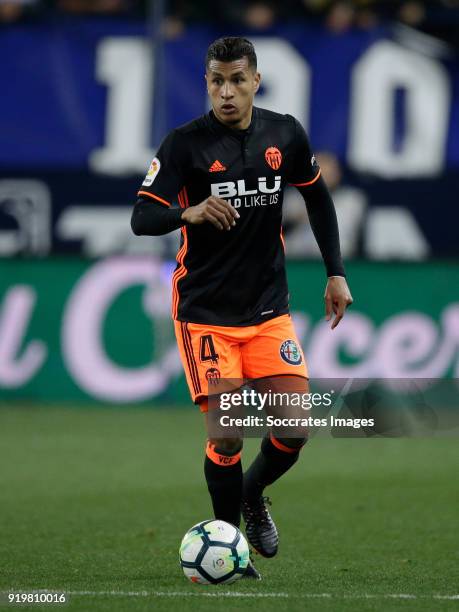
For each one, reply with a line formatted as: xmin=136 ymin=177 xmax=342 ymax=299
xmin=181 ymin=197 xmax=239 ymax=231
xmin=324 ymin=276 xmax=353 ymax=329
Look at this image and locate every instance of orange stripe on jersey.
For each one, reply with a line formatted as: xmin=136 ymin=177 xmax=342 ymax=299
xmin=172 ymin=226 xmax=188 ymax=319
xmin=173 ymin=268 xmax=188 ymax=319
xmin=172 ymin=261 xmax=185 ymax=310
xmin=206 ymin=442 xmax=241 ymax=466
xmin=172 ymin=232 xmax=187 ymax=302
xmin=280 ymin=227 xmax=285 ymax=252
xmin=172 ymin=185 xmax=190 ymax=318
xmin=172 ymin=267 xmax=187 ymax=319
xmin=137 ymin=191 xmax=171 ymax=207
xmin=288 ymin=168 xmax=321 ymax=187
xmin=182 ymin=186 xmax=190 ymax=207
xmin=172 ymin=235 xmax=187 ymax=273
xmin=178 ymin=186 xmax=190 ymax=209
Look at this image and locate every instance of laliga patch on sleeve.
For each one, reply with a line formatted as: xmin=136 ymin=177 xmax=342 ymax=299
xmin=142 ymin=157 xmax=161 ymax=187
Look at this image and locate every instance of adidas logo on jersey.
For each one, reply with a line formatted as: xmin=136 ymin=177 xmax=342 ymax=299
xmin=209 ymin=160 xmax=227 ymax=172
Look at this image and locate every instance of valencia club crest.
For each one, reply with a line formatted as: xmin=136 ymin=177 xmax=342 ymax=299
xmin=265 ymin=146 xmax=282 ymax=170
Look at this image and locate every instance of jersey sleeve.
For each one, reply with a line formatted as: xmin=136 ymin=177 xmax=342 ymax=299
xmin=286 ymin=117 xmax=321 ymax=187
xmin=137 ymin=129 xmax=188 ymax=207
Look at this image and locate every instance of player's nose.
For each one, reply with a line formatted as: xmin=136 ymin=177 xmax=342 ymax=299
xmin=221 ymin=82 xmax=234 ymax=99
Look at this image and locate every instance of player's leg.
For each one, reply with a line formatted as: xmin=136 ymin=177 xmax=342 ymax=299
xmin=241 ymin=376 xmax=308 ymax=556
xmin=203 ymin=413 xmax=244 ymax=527
xmin=174 ymin=321 xmax=261 ymax=578
xmin=243 ymin=375 xmax=309 ymax=501
xmin=174 ymin=321 xmax=245 ymax=527
xmin=240 ymin=315 xmax=309 ymax=557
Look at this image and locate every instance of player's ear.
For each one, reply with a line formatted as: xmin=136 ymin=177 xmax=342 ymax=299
xmin=253 ymin=71 xmax=261 ymax=94
xmin=205 ymin=73 xmax=209 ymax=94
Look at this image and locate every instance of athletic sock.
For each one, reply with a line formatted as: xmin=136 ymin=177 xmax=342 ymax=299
xmin=204 ymin=442 xmax=243 ymax=527
xmin=243 ymin=434 xmax=303 ymax=501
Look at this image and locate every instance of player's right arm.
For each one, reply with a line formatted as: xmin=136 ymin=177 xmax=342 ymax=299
xmin=131 ymin=195 xmax=238 ymax=235
xmin=131 ymin=129 xmax=187 ymax=236
xmin=131 ymin=129 xmax=238 ymax=235
xmin=181 ymin=197 xmax=239 ymax=231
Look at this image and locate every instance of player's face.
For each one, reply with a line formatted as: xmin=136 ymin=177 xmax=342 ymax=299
xmin=206 ymin=58 xmax=261 ymax=130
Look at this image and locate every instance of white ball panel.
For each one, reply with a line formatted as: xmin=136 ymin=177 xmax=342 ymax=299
xmin=202 ymin=520 xmax=238 ymax=544
xmin=179 ymin=529 xmax=205 ymax=564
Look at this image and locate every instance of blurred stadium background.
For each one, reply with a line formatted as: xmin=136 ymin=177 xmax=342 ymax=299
xmin=1 ymin=1 xmax=458 ymax=607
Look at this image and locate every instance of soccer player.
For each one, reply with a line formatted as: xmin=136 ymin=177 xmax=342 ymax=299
xmin=131 ymin=37 xmax=353 ymax=578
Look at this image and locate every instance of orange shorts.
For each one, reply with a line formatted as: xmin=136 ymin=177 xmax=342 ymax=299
xmin=174 ymin=314 xmax=308 ymax=407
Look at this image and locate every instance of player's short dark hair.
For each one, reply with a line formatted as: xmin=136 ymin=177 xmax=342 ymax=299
xmin=206 ymin=37 xmax=257 ymax=71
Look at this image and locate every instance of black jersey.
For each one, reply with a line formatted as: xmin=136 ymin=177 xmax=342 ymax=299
xmin=137 ymin=107 xmax=321 ymax=327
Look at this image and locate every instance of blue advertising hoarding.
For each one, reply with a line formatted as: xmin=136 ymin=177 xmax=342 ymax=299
xmin=0 ymin=19 xmax=458 ymax=256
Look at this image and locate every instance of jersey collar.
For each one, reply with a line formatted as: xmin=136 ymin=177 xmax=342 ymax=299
xmin=208 ymin=107 xmax=257 ymax=140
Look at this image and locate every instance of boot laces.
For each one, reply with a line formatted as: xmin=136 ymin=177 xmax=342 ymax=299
xmin=243 ymin=496 xmax=272 ymax=525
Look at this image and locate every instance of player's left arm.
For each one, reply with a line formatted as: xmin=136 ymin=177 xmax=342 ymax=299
xmin=324 ymin=276 xmax=353 ymax=330
xmin=296 ymin=177 xmax=353 ymax=329
xmin=286 ymin=116 xmax=353 ymax=329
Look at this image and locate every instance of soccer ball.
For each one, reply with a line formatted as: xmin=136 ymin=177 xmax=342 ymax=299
xmin=179 ymin=519 xmax=250 ymax=584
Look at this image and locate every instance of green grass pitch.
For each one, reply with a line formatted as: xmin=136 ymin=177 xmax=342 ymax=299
xmin=1 ymin=405 xmax=458 ymax=611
